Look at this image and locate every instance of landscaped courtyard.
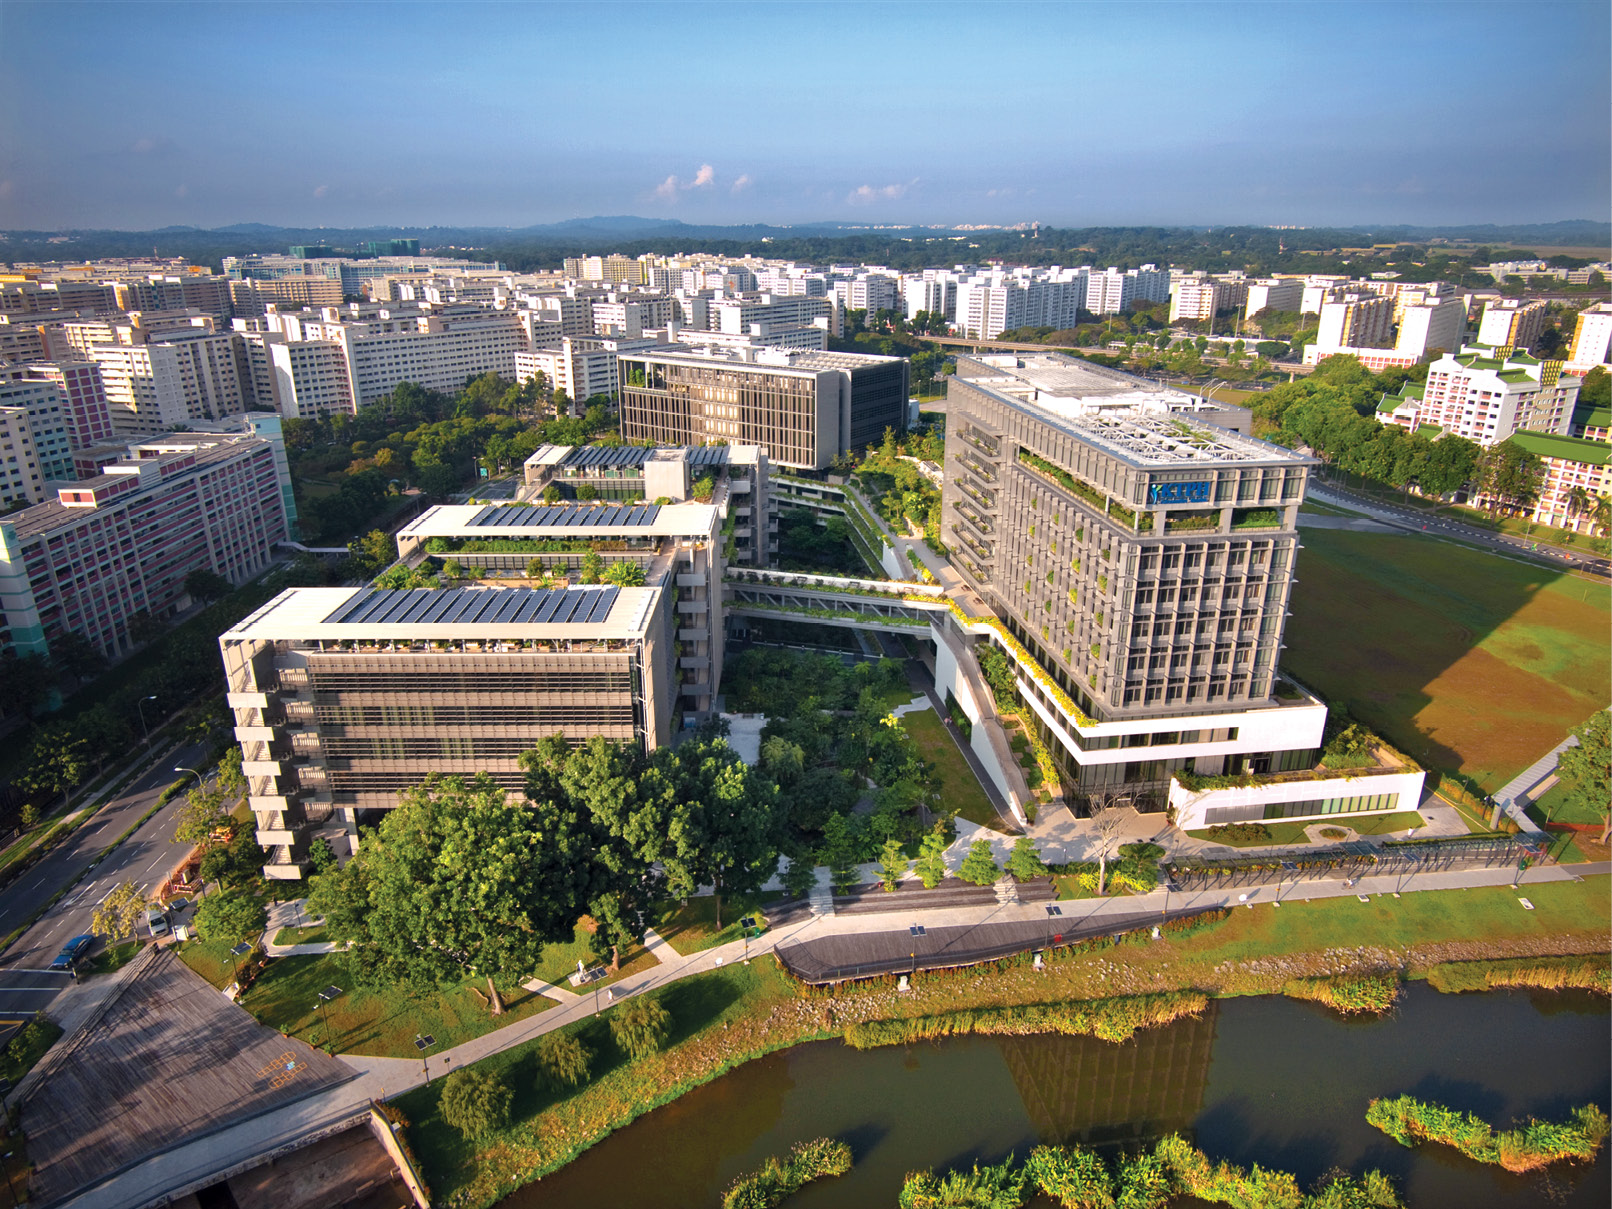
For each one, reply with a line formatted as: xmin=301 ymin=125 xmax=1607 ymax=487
xmin=1285 ymin=526 xmax=1610 ymax=794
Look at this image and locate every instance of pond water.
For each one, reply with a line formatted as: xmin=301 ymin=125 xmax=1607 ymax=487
xmin=506 ymin=982 xmax=1609 ymax=1208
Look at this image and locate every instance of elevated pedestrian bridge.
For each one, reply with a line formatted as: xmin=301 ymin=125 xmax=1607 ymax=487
xmin=724 ymin=567 xmax=950 ymax=633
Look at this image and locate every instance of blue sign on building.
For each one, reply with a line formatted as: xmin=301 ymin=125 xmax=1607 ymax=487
xmin=1149 ymin=480 xmax=1212 ymax=505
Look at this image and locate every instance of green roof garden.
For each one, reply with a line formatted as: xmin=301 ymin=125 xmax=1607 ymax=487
xmin=1510 ymin=430 xmax=1612 ymax=467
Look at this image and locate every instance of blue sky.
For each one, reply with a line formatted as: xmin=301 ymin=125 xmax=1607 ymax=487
xmin=1 ymin=1 xmax=1607 ymax=230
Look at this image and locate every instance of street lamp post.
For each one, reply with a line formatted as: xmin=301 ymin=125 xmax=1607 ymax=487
xmin=317 ymin=985 xmax=342 ymax=1053
xmin=174 ymin=765 xmax=204 ymax=788
xmin=136 ymin=695 xmax=158 ymax=746
xmin=414 ymin=1033 xmax=436 ymax=1085
xmin=230 ymin=941 xmax=252 ymax=991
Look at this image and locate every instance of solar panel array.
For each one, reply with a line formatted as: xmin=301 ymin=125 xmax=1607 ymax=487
xmin=470 ymin=504 xmax=662 ymax=528
xmin=324 ymin=587 xmax=621 ymax=627
xmin=559 ymin=445 xmax=730 ymax=470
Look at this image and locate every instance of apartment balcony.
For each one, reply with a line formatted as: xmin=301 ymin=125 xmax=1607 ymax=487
xmin=255 ymin=826 xmax=303 ymax=848
xmin=680 ymin=656 xmax=710 ymax=670
xmin=226 ymin=691 xmax=271 ymax=710
xmin=677 ymin=599 xmax=708 ymax=615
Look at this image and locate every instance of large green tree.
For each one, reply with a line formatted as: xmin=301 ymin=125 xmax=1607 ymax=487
xmin=309 ymin=774 xmax=586 ymax=1013
xmin=1555 ymin=711 xmax=1611 ymax=843
xmin=1475 ymin=439 xmax=1544 ymax=517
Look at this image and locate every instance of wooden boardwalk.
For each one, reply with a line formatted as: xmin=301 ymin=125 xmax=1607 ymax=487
xmin=22 ymin=948 xmax=354 ymax=1208
xmin=775 ymin=907 xmax=1180 ymax=984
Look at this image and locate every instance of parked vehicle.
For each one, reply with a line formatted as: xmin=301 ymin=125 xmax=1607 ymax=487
xmin=146 ymin=909 xmax=171 ymax=938
xmin=49 ymin=935 xmax=94 ymax=971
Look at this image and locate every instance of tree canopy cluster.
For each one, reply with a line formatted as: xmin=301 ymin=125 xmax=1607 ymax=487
xmin=284 ymin=374 xmax=615 ymax=544
xmin=309 ymin=729 xmax=783 ymax=1010
xmin=728 ymin=650 xmax=942 ymax=885
xmin=1253 ymin=357 xmax=1483 ymax=498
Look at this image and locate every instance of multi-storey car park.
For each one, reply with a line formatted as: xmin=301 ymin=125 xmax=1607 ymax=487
xmin=940 ymin=352 xmax=1424 ymax=824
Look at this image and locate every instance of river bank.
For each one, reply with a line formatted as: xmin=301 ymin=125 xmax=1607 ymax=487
xmin=395 ymin=874 xmax=1610 ymax=1207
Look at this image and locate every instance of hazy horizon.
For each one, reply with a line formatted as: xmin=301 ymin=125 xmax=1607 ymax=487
xmin=2 ymin=1 xmax=1607 ymax=232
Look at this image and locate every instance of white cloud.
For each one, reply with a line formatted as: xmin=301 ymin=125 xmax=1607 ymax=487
xmin=731 ymin=174 xmax=753 ymax=194
xmin=847 ymin=179 xmax=917 ymax=205
xmin=313 ymin=184 xmax=329 ymax=198
xmin=174 ymin=183 xmax=188 ymax=198
xmin=655 ymin=164 xmax=720 ymax=202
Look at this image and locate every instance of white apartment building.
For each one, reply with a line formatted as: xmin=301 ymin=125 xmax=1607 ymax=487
xmin=1169 ymin=279 xmax=1222 ymax=323
xmin=833 ymin=274 xmax=900 ymax=315
xmin=1244 ymin=279 xmax=1305 ymax=319
xmin=1477 ymin=299 xmax=1547 ymax=350
xmin=256 ymin=304 xmax=525 ymax=409
xmin=0 ymin=407 xmax=44 ymax=509
xmin=1315 ymin=294 xmax=1395 ymax=352
xmin=1083 ymin=264 xmax=1169 ymax=315
xmin=1308 ymin=294 xmax=1466 ymax=369
xmin=1378 ymin=347 xmax=1579 ymax=446
xmin=953 ymin=269 xmax=1088 ymax=339
xmin=902 ymin=270 xmax=961 ymax=322
xmin=590 ymin=295 xmax=676 ymax=339
xmin=1567 ymin=302 xmax=1612 ymax=371
xmin=88 ymin=329 xmax=248 ymax=435
xmin=514 ymin=335 xmax=658 ymax=404
xmin=710 ymin=294 xmax=841 ymax=338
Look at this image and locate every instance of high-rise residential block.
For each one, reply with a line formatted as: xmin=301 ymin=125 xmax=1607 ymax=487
xmin=1477 ymin=299 xmax=1547 ymax=351
xmin=1567 ymin=302 xmax=1612 ymax=371
xmin=1378 ymin=346 xmax=1578 ymax=446
xmin=0 ymin=424 xmax=290 ymax=659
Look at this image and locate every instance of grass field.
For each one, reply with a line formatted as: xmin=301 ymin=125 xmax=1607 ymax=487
xmin=272 ymin=924 xmax=328 ymax=945
xmin=242 ymin=952 xmax=553 ymax=1057
xmin=900 ymin=708 xmax=999 ymax=829
xmin=1285 ymin=527 xmax=1610 ymax=792
xmin=1185 ymin=811 xmax=1428 ymax=848
xmin=652 ymin=892 xmax=783 ymax=957
xmin=529 ymin=921 xmax=659 ymax=990
xmin=1528 ymin=780 xmax=1605 ymax=828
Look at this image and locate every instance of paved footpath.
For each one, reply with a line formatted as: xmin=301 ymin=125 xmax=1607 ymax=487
xmin=62 ymin=851 xmax=1608 ymax=1209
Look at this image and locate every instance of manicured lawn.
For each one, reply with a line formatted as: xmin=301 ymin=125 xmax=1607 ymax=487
xmin=175 ymin=937 xmax=244 ymax=989
xmin=87 ymin=940 xmax=142 ymax=977
xmin=1189 ymin=811 xmax=1434 ymax=847
xmin=1285 ymin=526 xmax=1610 ymax=793
xmin=1159 ymin=876 xmax=1610 ymax=973
xmin=243 ymin=952 xmax=553 ymax=1058
xmin=273 ymin=924 xmax=328 ymax=945
xmin=530 ymin=921 xmax=659 ymax=990
xmin=900 ymin=708 xmax=1000 ymax=829
xmin=652 ymin=892 xmax=782 ymax=957
xmin=1528 ymin=780 xmax=1605 ymax=828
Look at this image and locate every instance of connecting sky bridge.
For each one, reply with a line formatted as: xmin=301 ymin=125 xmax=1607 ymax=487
xmin=723 ymin=567 xmax=951 ymax=633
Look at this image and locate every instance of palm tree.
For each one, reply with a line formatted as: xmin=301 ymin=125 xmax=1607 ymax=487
xmin=1564 ymin=486 xmax=1590 ymax=531
xmin=1592 ymin=493 xmax=1612 ymax=539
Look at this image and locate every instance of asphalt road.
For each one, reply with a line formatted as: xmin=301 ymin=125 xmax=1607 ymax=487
xmin=1310 ymin=483 xmax=1612 ymax=580
xmin=0 ymin=741 xmax=208 ymax=977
